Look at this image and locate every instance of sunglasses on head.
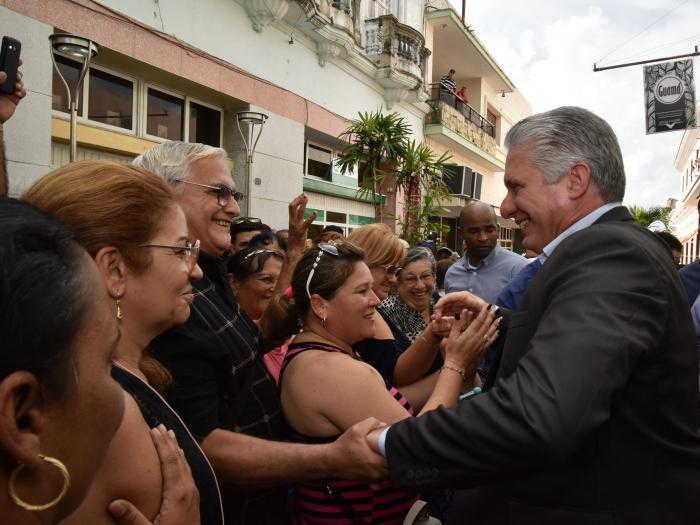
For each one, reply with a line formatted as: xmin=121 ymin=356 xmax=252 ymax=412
xmin=233 ymin=216 xmax=262 ymax=225
xmin=305 ymin=243 xmax=339 ymax=298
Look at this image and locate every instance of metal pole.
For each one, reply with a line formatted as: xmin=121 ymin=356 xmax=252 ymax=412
xmin=461 ymin=0 xmax=465 ymax=23
xmin=593 ymin=48 xmax=700 ymax=72
xmin=69 ymin=100 xmax=78 ymax=162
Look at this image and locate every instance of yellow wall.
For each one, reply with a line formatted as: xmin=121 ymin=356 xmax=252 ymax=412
xmin=51 ymin=117 xmax=160 ymax=156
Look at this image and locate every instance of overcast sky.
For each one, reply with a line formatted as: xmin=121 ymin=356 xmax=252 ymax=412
xmin=448 ymin=0 xmax=700 ymax=207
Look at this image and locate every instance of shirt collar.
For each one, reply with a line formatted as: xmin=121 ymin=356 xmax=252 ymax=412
xmin=465 ymin=244 xmax=501 ymax=270
xmin=539 ymin=202 xmax=622 ymax=263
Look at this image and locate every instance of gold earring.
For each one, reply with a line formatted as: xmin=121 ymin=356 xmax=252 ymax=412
xmin=9 ymin=455 xmax=71 ymax=511
xmin=115 ymin=299 xmax=123 ymax=320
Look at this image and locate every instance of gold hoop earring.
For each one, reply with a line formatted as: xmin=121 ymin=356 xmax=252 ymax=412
xmin=115 ymin=299 xmax=123 ymax=320
xmin=9 ymin=455 xmax=71 ymax=512
xmin=322 ymin=316 xmax=327 ymax=328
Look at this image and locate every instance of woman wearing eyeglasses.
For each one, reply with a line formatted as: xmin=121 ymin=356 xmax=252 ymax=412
xmin=24 ymin=161 xmax=222 ymax=525
xmin=270 ymin=241 xmax=499 ymax=524
xmin=227 ymin=247 xmax=285 ymax=321
xmin=349 ymin=225 xmax=449 ymax=386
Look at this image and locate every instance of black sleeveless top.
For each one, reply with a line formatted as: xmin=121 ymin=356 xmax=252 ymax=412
xmin=111 ymin=365 xmax=224 ymax=525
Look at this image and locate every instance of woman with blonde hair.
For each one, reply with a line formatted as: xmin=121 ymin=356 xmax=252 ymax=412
xmin=24 ymin=161 xmax=220 ymax=524
xmin=349 ymin=224 xmax=449 ymax=386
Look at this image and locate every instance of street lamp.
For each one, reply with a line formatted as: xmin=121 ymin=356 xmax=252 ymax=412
xmin=49 ymin=33 xmax=99 ymax=162
xmin=235 ymin=110 xmax=268 ymax=215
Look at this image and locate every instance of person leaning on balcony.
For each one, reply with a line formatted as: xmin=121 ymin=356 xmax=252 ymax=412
xmin=439 ymin=68 xmax=457 ymax=102
xmin=455 ymin=86 xmax=468 ymax=104
xmin=133 ymin=141 xmax=386 ymax=524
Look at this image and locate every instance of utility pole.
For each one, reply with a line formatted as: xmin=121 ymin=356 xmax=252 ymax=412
xmin=461 ymin=0 xmax=466 ymax=23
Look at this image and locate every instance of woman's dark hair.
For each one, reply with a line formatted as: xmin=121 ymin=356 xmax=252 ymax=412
xmin=247 ymin=230 xmax=277 ymax=251
xmin=227 ymin=247 xmax=284 ymax=283
xmin=260 ymin=241 xmax=364 ymax=349
xmin=275 ymin=230 xmax=288 ymax=252
xmin=0 ymin=198 xmax=90 ymax=395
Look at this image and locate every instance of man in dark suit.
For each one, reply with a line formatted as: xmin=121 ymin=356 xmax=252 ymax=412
xmin=362 ymin=106 xmax=700 ymax=523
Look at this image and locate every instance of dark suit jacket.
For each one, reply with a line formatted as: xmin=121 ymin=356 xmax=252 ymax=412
xmin=385 ymin=207 xmax=700 ymax=524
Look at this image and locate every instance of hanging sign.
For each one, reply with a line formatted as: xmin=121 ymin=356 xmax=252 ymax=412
xmin=644 ymin=59 xmax=696 ymax=134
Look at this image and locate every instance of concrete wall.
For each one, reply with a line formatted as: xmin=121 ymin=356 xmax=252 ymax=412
xmin=1 ymin=6 xmax=52 ymax=197
xmin=95 ymin=0 xmax=425 ymax=140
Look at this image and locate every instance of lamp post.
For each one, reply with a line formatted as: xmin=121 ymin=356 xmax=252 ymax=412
xmin=235 ymin=110 xmax=268 ymax=215
xmin=49 ymin=33 xmax=99 ymax=162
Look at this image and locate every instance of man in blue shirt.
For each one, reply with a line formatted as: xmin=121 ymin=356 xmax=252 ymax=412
xmin=444 ymin=200 xmax=527 ymax=304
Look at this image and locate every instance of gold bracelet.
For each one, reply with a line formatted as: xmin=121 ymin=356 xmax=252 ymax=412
xmin=442 ymin=363 xmax=467 ymax=380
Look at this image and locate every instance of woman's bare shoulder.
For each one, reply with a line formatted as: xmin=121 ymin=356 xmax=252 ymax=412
xmin=59 ymin=391 xmax=162 ymax=524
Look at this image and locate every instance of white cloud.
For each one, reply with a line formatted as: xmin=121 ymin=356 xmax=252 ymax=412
xmin=450 ymin=0 xmax=700 ymax=206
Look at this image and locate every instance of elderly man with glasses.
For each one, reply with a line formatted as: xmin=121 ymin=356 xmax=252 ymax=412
xmin=133 ymin=141 xmax=386 ymax=524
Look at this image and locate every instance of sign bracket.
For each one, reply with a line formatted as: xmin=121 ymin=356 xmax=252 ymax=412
xmin=593 ymin=46 xmax=700 ymax=72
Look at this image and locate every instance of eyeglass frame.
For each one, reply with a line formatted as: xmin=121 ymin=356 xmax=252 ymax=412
xmin=174 ymin=179 xmax=244 ymax=207
xmin=305 ymin=243 xmax=339 ymax=299
xmin=138 ymin=239 xmax=200 ymax=269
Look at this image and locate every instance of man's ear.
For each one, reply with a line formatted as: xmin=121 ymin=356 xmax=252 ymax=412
xmin=93 ymin=246 xmax=128 ymax=299
xmin=0 ymin=372 xmax=45 ymax=469
xmin=566 ymin=162 xmax=593 ymax=199
xmin=309 ymin=294 xmax=328 ymax=321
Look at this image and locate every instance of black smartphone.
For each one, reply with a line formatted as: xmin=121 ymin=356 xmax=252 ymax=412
xmin=0 ymin=36 xmax=21 ymax=95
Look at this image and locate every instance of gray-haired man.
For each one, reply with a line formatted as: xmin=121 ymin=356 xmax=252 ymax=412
xmin=135 ymin=142 xmax=385 ymax=524
xmin=359 ymin=107 xmax=700 ymax=523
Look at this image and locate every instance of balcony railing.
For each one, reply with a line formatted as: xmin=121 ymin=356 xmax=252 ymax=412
xmin=426 ymin=84 xmax=498 ymax=156
xmin=364 ymin=15 xmax=428 ymax=81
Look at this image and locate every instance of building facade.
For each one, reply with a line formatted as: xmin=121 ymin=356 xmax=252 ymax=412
xmin=672 ymin=122 xmax=700 ymax=265
xmin=2 ymin=0 xmax=529 ymax=247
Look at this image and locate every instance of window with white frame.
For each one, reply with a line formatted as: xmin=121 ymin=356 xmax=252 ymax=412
xmin=189 ymin=100 xmax=222 ymax=147
xmin=88 ymin=67 xmax=135 ymax=130
xmin=146 ymin=86 xmax=184 ymax=141
xmin=52 ymin=58 xmax=136 ymax=133
xmin=51 ymin=60 xmax=223 ymax=147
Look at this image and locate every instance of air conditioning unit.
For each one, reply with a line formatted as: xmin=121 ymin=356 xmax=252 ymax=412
xmin=443 ymin=165 xmax=482 ymax=200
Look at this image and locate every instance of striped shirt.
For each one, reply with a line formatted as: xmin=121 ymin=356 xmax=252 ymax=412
xmin=281 ymin=342 xmax=418 ymax=524
xmin=439 ymin=74 xmax=456 ymax=94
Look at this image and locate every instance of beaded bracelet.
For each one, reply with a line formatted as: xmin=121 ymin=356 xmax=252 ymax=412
xmin=442 ymin=363 xmax=467 ymax=379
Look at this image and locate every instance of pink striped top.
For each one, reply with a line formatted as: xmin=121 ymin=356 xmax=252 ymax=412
xmin=281 ymin=342 xmax=418 ymax=524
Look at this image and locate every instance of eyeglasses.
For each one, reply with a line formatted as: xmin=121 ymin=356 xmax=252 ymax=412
xmin=139 ymin=239 xmax=200 ymax=269
xmin=233 ymin=216 xmax=261 ymax=225
xmin=382 ymin=264 xmax=402 ymax=276
xmin=175 ymin=179 xmax=244 ymax=207
xmin=305 ymin=243 xmax=339 ymax=298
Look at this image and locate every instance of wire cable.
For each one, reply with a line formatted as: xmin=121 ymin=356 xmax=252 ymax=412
xmin=610 ymin=32 xmax=700 ymax=64
xmin=595 ymin=0 xmax=690 ymax=65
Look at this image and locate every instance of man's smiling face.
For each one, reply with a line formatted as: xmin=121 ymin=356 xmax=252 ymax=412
xmin=174 ymin=156 xmax=240 ymax=257
xmin=500 ymin=144 xmax=571 ymax=253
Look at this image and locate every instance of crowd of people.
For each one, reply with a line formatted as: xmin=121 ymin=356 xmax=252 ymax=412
xmin=2 ymin=64 xmax=700 ymax=525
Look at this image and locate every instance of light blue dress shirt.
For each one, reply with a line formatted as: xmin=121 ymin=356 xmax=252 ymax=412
xmin=377 ymin=202 xmax=624 ymax=457
xmin=444 ymin=245 xmax=528 ymax=304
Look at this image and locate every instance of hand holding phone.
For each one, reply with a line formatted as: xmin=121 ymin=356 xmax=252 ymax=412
xmin=0 ymin=36 xmax=26 ymax=124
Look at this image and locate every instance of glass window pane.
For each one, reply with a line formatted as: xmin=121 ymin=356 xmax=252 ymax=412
xmin=326 ymin=211 xmax=347 ymax=223
xmin=147 ymin=88 xmax=183 ymax=140
xmin=88 ymin=69 xmax=133 ymax=130
xmin=189 ymin=102 xmax=221 ymax=146
xmin=52 ymin=56 xmax=84 ymax=114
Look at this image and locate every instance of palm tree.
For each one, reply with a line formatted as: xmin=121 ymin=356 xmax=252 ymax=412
xmin=628 ymin=205 xmax=672 ymax=229
xmin=395 ymin=140 xmax=452 ymax=245
xmin=336 ymin=110 xmax=451 ymax=242
xmin=336 ymin=110 xmax=411 ymax=223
